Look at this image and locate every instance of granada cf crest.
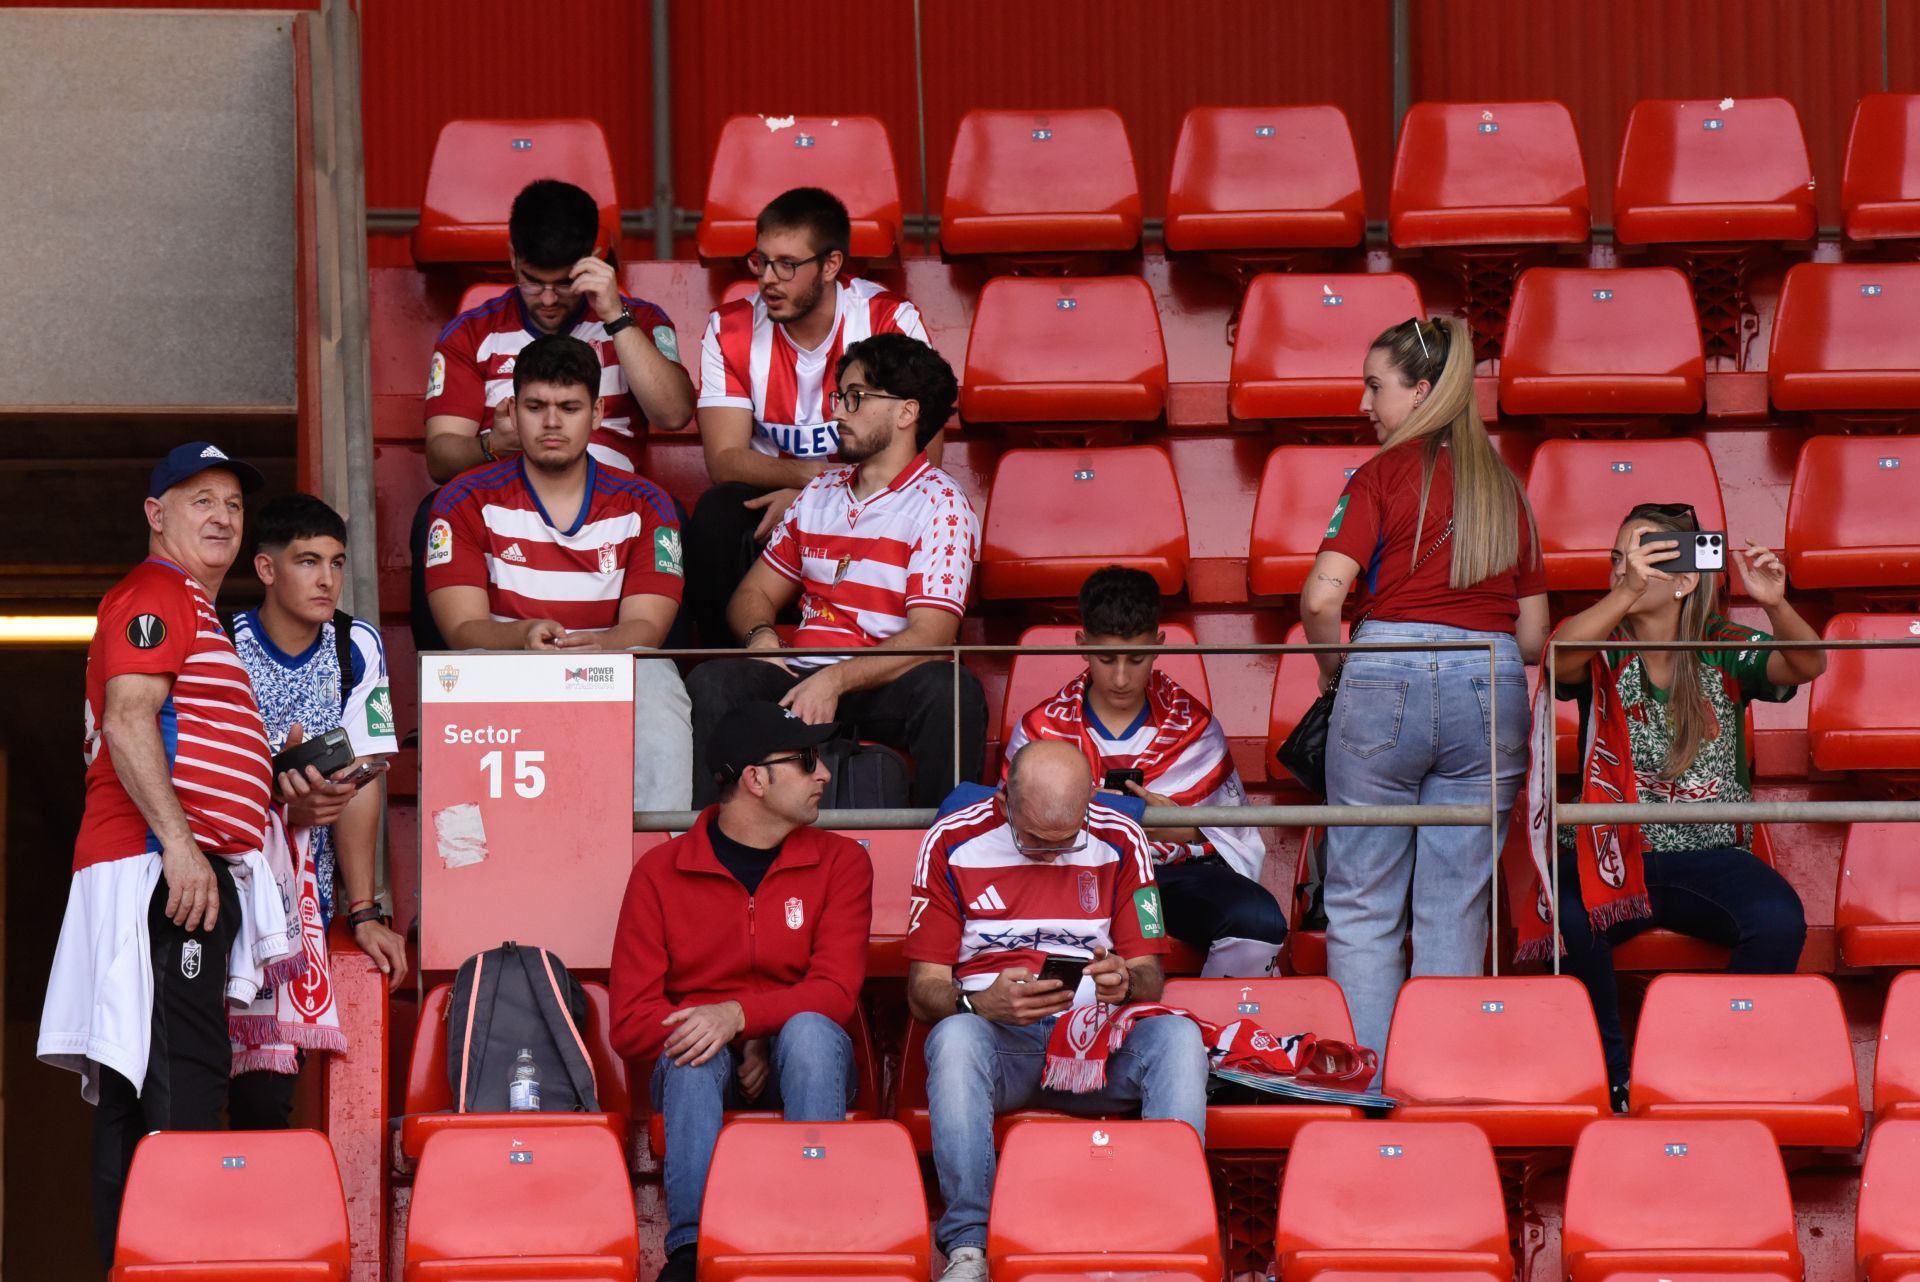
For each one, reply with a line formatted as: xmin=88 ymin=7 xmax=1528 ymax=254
xmin=437 ymin=664 xmax=460 ymax=692
xmin=784 ymin=896 xmax=804 ymax=929
xmin=1077 ymin=870 xmax=1099 ymax=914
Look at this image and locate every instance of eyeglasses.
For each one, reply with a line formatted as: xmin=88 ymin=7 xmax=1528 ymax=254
xmin=1626 ymin=502 xmax=1700 ymax=530
xmin=745 ymin=250 xmax=823 ymax=281
xmin=516 ymin=266 xmax=577 ymax=299
xmin=829 ymin=387 xmax=907 ymax=414
xmin=753 ymin=747 xmax=820 ymax=774
xmin=1010 ymin=827 xmax=1089 ymax=859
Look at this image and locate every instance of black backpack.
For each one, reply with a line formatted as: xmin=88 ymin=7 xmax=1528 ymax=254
xmin=446 ymin=941 xmax=599 ymax=1114
xmin=819 ymin=738 xmax=912 ymax=809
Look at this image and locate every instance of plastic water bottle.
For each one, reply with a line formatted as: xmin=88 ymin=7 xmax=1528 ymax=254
xmin=508 ymin=1047 xmax=541 ymax=1112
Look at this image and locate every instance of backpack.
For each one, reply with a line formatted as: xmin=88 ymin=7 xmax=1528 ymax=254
xmin=819 ymin=738 xmax=912 ymax=809
xmin=224 ymin=608 xmax=357 ymax=713
xmin=446 ymin=941 xmax=599 ymax=1114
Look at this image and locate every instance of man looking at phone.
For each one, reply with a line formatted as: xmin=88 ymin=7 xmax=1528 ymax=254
xmin=1006 ymin=566 xmax=1286 ymax=978
xmin=905 ymin=740 xmax=1207 ymax=1282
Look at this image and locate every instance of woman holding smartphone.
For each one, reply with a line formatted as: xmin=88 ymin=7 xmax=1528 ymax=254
xmin=1547 ymin=503 xmax=1822 ymax=1110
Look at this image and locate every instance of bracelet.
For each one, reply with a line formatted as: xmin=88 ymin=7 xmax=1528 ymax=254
xmin=347 ymin=905 xmax=385 ymax=928
xmin=742 ymin=623 xmax=778 ymax=645
xmin=478 ymin=428 xmax=495 ymax=461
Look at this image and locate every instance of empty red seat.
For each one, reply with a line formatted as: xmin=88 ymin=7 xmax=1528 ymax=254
xmin=1563 ymin=1119 xmax=1800 ymax=1282
xmin=1499 ymin=268 xmax=1705 ymax=416
xmin=1526 ymin=438 xmax=1727 ymax=591
xmin=990 ymin=1119 xmax=1220 ymax=1282
xmin=1249 ymin=445 xmax=1379 ymax=595
xmin=700 ymin=1121 xmax=928 ymax=1282
xmin=405 ymin=1124 xmax=637 ymax=1281
xmin=412 ymin=119 xmax=621 ymax=266
xmin=859 ymin=828 xmax=932 ymax=976
xmin=1162 ymin=978 xmax=1361 ymax=1148
xmin=1876 ymin=971 xmax=1920 ymax=1122
xmin=1629 ymin=974 xmax=1861 ymax=1147
xmin=1770 ymin=264 xmax=1920 ymax=411
xmin=1276 ymin=1120 xmax=1513 ymax=1282
xmin=980 ymin=446 xmax=1187 ymax=599
xmin=1389 ymin=101 xmax=1590 ymax=246
xmin=1858 ymin=1119 xmax=1920 ymax=1282
xmin=1383 ymin=976 xmax=1610 ymax=1146
xmin=697 ymin=114 xmax=902 ymax=261
xmin=999 ymin=623 xmax=1209 ymax=749
xmin=1267 ymin=621 xmax=1346 ymax=766
xmin=1839 ymin=824 xmax=1920 ymax=968
xmin=1164 ymin=106 xmax=1365 ymax=253
xmin=1808 ymin=613 xmax=1920 ymax=772
xmin=1229 ymin=274 xmax=1425 ymax=422
xmin=1785 ymin=435 xmax=1920 ymax=587
xmin=113 ymin=1130 xmax=348 ymax=1281
xmin=1609 ymin=827 xmax=1779 ymax=971
xmin=1614 ymin=98 xmax=1816 ymax=245
xmin=941 ymin=108 xmax=1142 ymax=256
xmin=959 ymin=276 xmax=1167 ymax=424
xmin=1843 ymin=93 xmax=1920 ymax=241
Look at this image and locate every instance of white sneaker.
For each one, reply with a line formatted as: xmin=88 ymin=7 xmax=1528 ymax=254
xmin=941 ymin=1246 xmax=988 ymax=1282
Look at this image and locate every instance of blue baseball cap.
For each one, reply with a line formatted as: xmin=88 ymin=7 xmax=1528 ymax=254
xmin=148 ymin=441 xmax=266 ymax=500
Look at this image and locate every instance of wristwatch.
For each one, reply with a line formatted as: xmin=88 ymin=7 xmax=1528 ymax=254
xmin=955 ymin=988 xmax=976 ymax=1016
xmin=603 ymin=306 xmax=635 ymax=337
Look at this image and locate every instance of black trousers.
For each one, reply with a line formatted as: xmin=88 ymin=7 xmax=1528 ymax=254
xmin=687 ymin=656 xmax=987 ymax=808
xmin=229 ymin=1056 xmax=302 ymax=1130
xmin=92 ymin=858 xmax=243 ymax=1268
xmin=1157 ymin=856 xmax=1290 ymax=947
xmin=683 ymin=482 xmax=770 ymax=647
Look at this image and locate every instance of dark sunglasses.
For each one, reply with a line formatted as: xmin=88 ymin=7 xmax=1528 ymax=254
xmin=1626 ymin=502 xmax=1700 ymax=530
xmin=754 ymin=747 xmax=820 ymax=774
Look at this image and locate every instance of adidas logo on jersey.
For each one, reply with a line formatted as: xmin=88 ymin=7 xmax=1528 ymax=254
xmin=968 ymin=885 xmax=1007 ymax=912
xmin=499 ymin=542 xmax=528 ymax=564
xmin=499 ymin=357 xmax=516 ymax=374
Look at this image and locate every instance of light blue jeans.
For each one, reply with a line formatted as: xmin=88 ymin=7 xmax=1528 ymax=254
xmin=1324 ymin=622 xmax=1529 ymax=1077
xmin=650 ymin=1010 xmax=855 ymax=1253
xmin=924 ymin=1011 xmax=1208 ymax=1254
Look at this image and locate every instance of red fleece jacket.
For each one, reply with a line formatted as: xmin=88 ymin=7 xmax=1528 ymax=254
xmin=610 ymin=808 xmax=874 ymax=1062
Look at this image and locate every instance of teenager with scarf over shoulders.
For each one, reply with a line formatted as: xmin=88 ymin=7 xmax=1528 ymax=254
xmin=1541 ymin=504 xmax=1820 ymax=1111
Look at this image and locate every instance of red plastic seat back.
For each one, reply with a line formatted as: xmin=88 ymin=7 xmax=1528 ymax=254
xmin=1786 ymin=434 xmax=1920 ymax=586
xmin=700 ymin=1120 xmax=928 ymax=1282
xmin=852 ymin=828 xmax=928 ymax=970
xmin=1629 ymin=974 xmax=1861 ymax=1147
xmin=1249 ymin=445 xmax=1380 ymax=596
xmin=981 ymin=446 xmax=1188 ymax=599
xmin=114 ymin=1130 xmax=348 ymax=1280
xmin=1769 ymin=264 xmax=1920 ymax=412
xmin=999 ymin=623 xmax=1208 ymax=749
xmin=1614 ymin=98 xmax=1816 ymax=245
xmin=1164 ymin=106 xmax=1365 ymax=253
xmin=1838 ymin=823 xmax=1920 ymax=968
xmin=941 ymin=109 xmax=1142 ymax=256
xmin=1875 ymin=971 xmax=1920 ymax=1121
xmin=1526 ymin=438 xmax=1726 ymax=590
xmin=960 ymin=276 xmax=1167 ymax=424
xmin=697 ymin=114 xmax=902 ymax=261
xmin=1161 ymin=976 xmax=1355 ymax=1040
xmin=1229 ymin=274 xmax=1425 ymax=421
xmin=1499 ymin=268 xmax=1705 ymax=416
xmin=1389 ymin=101 xmax=1590 ymax=247
xmin=1808 ymin=613 xmax=1920 ymax=772
xmin=412 ymin=119 xmax=621 ymax=266
xmin=989 ymin=1119 xmax=1219 ymax=1282
xmin=1857 ymin=1119 xmax=1920 ymax=1282
xmin=1842 ymin=93 xmax=1920 ymax=241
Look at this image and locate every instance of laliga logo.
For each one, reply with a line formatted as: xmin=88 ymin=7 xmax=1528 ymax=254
xmin=437 ymin=664 xmax=461 ymax=692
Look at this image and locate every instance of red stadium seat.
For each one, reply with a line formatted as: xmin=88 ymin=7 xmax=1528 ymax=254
xmin=112 ymin=1130 xmax=349 ymax=1281
xmin=1562 ymin=1119 xmax=1800 ymax=1282
xmin=700 ymin=1121 xmax=928 ymax=1282
xmin=1383 ymin=976 xmax=1610 ymax=1146
xmin=980 ymin=446 xmax=1187 ymax=599
xmin=1526 ymin=438 xmax=1726 ymax=591
xmin=1162 ymin=978 xmax=1361 ymax=1148
xmin=998 ymin=623 xmax=1209 ymax=750
xmin=892 ymin=1018 xmax=1072 ymax=1151
xmin=399 ymin=981 xmax=631 ymax=1166
xmin=1276 ymin=1120 xmax=1513 ymax=1282
xmin=1769 ymin=265 xmax=1920 ymax=412
xmin=1388 ymin=101 xmax=1590 ymax=246
xmin=1838 ymin=824 xmax=1920 ymax=967
xmin=1628 ymin=974 xmax=1862 ymax=1147
xmin=1163 ymin=106 xmax=1366 ymax=253
xmin=1499 ymin=267 xmax=1705 ymax=417
xmin=1857 ymin=1120 xmax=1920 ymax=1282
xmin=989 ymin=1119 xmax=1220 ymax=1282
xmin=1808 ymin=613 xmax=1920 ymax=772
xmin=697 ymin=114 xmax=902 ymax=261
xmin=1267 ymin=622 xmax=1347 ymax=767
xmin=859 ymin=828 xmax=932 ymax=976
xmin=1785 ymin=435 xmax=1920 ymax=587
xmin=1609 ymin=827 xmax=1780 ymax=972
xmin=941 ymin=109 xmax=1142 ymax=257
xmin=404 ymin=1124 xmax=637 ymax=1282
xmin=411 ymin=119 xmax=621 ymax=266
xmin=1229 ymin=274 xmax=1425 ymax=423
xmin=1248 ymin=445 xmax=1378 ymax=596
xmin=1614 ymin=97 xmax=1816 ymax=245
xmin=1842 ymin=93 xmax=1920 ymax=242
xmin=1876 ymin=971 xmax=1920 ymax=1122
xmin=959 ymin=276 xmax=1167 ymax=424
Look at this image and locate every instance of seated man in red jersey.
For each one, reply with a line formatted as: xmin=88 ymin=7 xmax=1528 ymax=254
xmin=686 ymin=331 xmax=985 ymax=808
xmin=1006 ymin=566 xmax=1287 ymax=978
xmin=686 ymin=186 xmax=935 ymax=643
xmin=425 ymin=334 xmax=692 ymax=810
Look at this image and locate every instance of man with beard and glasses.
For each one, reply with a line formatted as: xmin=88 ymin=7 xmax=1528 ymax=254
xmin=686 ymin=186 xmax=934 ymax=644
xmin=425 ymin=334 xmax=693 ymax=811
xmin=687 ymin=332 xmax=985 ymax=808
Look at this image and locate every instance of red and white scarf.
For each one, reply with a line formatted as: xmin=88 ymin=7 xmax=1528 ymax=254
xmin=228 ymin=811 xmax=346 ymax=1074
xmin=1041 ymin=1000 xmax=1375 ymax=1093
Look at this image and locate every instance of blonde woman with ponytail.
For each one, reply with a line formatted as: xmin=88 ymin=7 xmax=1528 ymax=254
xmin=1546 ymin=504 xmax=1822 ymax=1109
xmin=1300 ymin=316 xmax=1548 ymax=1074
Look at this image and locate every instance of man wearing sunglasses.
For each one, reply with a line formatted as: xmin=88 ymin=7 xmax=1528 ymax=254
xmin=686 ymin=186 xmax=934 ymax=644
xmin=611 ymin=701 xmax=873 ymax=1282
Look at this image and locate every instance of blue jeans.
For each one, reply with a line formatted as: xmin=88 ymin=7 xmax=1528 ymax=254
xmin=924 ymin=1011 xmax=1208 ymax=1254
xmin=650 ymin=1010 xmax=855 ymax=1252
xmin=1324 ymin=622 xmax=1529 ymax=1075
xmin=1555 ymin=845 xmax=1807 ymax=1086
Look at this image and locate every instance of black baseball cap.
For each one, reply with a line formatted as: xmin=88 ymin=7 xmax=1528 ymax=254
xmin=148 ymin=441 xmax=266 ymax=500
xmin=707 ymin=701 xmax=837 ymax=780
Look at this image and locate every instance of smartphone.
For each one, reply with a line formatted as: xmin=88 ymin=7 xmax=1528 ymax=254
xmin=1102 ymin=767 xmax=1145 ymax=792
xmin=1639 ymin=529 xmax=1727 ymax=574
xmin=1037 ymin=955 xmax=1089 ymax=989
xmin=338 ymin=758 xmax=391 ymax=788
xmin=271 ymin=726 xmax=354 ymax=780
